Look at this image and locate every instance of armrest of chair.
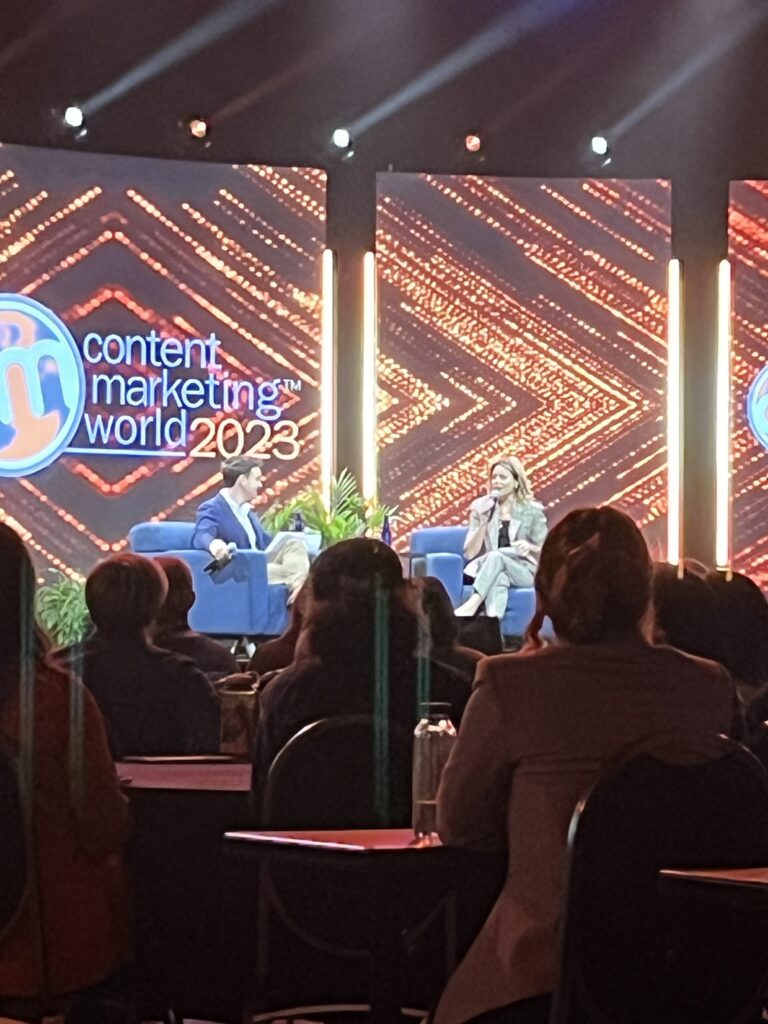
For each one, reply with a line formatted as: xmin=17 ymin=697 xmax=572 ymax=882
xmin=424 ymin=553 xmax=465 ymax=606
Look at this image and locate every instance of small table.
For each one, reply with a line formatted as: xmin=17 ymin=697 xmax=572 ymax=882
xmin=224 ymin=829 xmax=495 ymax=1024
xmin=118 ymin=760 xmax=253 ymax=1020
xmin=660 ymin=866 xmax=768 ymax=908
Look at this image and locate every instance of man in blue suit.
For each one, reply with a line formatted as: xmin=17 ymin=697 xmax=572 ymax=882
xmin=192 ymin=455 xmax=309 ymax=601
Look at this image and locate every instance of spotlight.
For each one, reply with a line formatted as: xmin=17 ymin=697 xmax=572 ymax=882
xmin=332 ymin=127 xmax=351 ymax=149
xmin=188 ymin=117 xmax=209 ymax=140
xmin=464 ymin=132 xmax=482 ymax=153
xmin=590 ymin=134 xmax=609 ymax=157
xmin=63 ymin=105 xmax=85 ymax=130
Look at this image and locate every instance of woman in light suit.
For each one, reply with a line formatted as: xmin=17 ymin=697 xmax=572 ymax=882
xmin=455 ymin=455 xmax=547 ymax=618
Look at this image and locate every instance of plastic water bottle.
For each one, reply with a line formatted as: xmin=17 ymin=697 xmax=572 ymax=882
xmin=380 ymin=514 xmax=392 ymax=546
xmin=293 ymin=510 xmax=304 ymax=532
xmin=412 ymin=702 xmax=456 ymax=839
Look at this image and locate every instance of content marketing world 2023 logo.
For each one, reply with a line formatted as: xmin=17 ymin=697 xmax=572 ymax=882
xmin=0 ymin=293 xmax=303 ymax=478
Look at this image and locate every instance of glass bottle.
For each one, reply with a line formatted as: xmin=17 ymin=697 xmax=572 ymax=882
xmin=380 ymin=514 xmax=392 ymax=546
xmin=412 ymin=702 xmax=456 ymax=838
xmin=293 ymin=510 xmax=304 ymax=532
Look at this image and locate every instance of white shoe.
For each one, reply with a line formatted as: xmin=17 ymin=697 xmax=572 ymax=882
xmin=454 ymin=593 xmax=484 ymax=617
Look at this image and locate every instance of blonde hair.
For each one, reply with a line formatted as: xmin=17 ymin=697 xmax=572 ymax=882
xmin=488 ymin=455 xmax=534 ymax=504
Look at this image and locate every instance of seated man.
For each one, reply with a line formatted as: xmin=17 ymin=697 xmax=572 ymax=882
xmin=154 ymin=555 xmax=240 ymax=679
xmin=192 ymin=454 xmax=309 ymax=602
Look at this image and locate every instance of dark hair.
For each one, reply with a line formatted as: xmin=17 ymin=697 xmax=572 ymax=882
xmin=221 ymin=456 xmax=263 ymax=488
xmin=418 ymin=577 xmax=459 ymax=648
xmin=652 ymin=563 xmax=732 ymax=666
xmin=86 ymin=554 xmax=168 ymax=634
xmin=0 ymin=524 xmax=50 ymax=707
xmin=706 ymin=571 xmax=768 ymax=687
xmin=307 ymin=584 xmax=419 ymax=667
xmin=155 ymin=556 xmax=195 ymax=630
xmin=531 ymin=506 xmax=651 ymax=645
xmin=310 ymin=538 xmax=404 ymax=603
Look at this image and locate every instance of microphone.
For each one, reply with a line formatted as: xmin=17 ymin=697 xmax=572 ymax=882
xmin=487 ymin=489 xmax=501 ymax=517
xmin=204 ymin=542 xmax=236 ymax=575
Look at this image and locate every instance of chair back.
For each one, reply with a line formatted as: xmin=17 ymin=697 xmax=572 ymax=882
xmin=129 ymin=521 xmax=196 ymax=552
xmin=551 ymin=731 xmax=768 ymax=1024
xmin=262 ymin=714 xmax=412 ymax=829
xmin=0 ymin=746 xmax=28 ymax=941
xmin=410 ymin=527 xmax=467 ymax=557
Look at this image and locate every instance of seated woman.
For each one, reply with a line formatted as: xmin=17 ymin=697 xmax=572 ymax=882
xmin=434 ymin=506 xmax=740 ymax=1024
xmin=455 ymin=455 xmax=547 ymax=618
xmin=0 ymin=524 xmax=131 ymax=1014
xmin=417 ymin=576 xmax=484 ymax=681
xmin=65 ymin=554 xmax=219 ymax=757
xmin=251 ymin=539 xmax=471 ymax=817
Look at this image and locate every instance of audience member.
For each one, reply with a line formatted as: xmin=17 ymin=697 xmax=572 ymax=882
xmin=652 ymin=562 xmax=733 ymax=668
xmin=247 ymin=583 xmax=309 ymax=676
xmin=706 ymin=570 xmax=768 ymax=705
xmin=251 ymin=539 xmax=471 ymax=814
xmin=0 ymin=524 xmax=131 ymax=1011
xmin=418 ymin=576 xmax=484 ymax=681
xmin=63 ymin=554 xmax=219 ymax=757
xmin=434 ymin=506 xmax=740 ymax=1024
xmin=153 ymin=556 xmax=239 ymax=679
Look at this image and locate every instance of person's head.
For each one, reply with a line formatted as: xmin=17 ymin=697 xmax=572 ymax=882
xmin=309 ymin=537 xmax=405 ymax=604
xmin=530 ymin=506 xmax=651 ymax=646
xmin=652 ymin=563 xmax=732 ymax=666
xmin=0 ymin=524 xmax=49 ymax=703
xmin=488 ymin=455 xmax=533 ymax=504
xmin=86 ymin=554 xmax=168 ymax=637
xmin=306 ymin=585 xmax=420 ymax=668
xmin=221 ymin=456 xmax=264 ymax=500
xmin=418 ymin=576 xmax=459 ymax=649
xmin=154 ymin=556 xmax=195 ymax=632
xmin=706 ymin=571 xmax=768 ymax=687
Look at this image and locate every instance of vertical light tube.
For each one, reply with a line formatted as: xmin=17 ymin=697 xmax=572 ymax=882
xmin=666 ymin=258 xmax=683 ymax=569
xmin=715 ymin=258 xmax=732 ymax=570
xmin=362 ymin=250 xmax=378 ymax=501
xmin=320 ymin=248 xmax=336 ymax=508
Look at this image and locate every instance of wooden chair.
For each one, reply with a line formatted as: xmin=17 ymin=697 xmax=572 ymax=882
xmin=550 ymin=731 xmax=768 ymax=1024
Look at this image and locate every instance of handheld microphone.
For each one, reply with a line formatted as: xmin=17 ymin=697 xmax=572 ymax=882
xmin=204 ymin=541 xmax=236 ymax=575
xmin=487 ymin=489 xmax=501 ymax=516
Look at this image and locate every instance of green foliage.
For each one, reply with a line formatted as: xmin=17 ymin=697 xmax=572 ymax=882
xmin=262 ymin=468 xmax=396 ymax=549
xmin=35 ymin=572 xmax=90 ymax=648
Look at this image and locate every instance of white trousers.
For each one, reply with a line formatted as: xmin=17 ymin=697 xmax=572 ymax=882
xmin=470 ymin=550 xmax=535 ymax=618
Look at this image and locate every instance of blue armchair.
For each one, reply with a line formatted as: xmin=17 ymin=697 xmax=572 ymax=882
xmin=409 ymin=526 xmax=553 ymax=639
xmin=128 ymin=521 xmax=289 ymax=638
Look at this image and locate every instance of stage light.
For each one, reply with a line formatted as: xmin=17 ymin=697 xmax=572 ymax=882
xmin=715 ymin=258 xmax=732 ymax=571
xmin=188 ymin=117 xmax=209 ymax=139
xmin=332 ymin=128 xmax=351 ymax=149
xmin=320 ymin=248 xmax=336 ymax=509
xmin=590 ymin=134 xmax=609 ymax=156
xmin=63 ymin=105 xmax=84 ymax=129
xmin=362 ymin=251 xmax=378 ymax=501
xmin=666 ymin=258 xmax=683 ymax=569
xmin=464 ymin=133 xmax=482 ymax=153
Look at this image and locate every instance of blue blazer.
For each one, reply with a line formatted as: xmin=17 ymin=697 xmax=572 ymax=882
xmin=191 ymin=493 xmax=272 ymax=552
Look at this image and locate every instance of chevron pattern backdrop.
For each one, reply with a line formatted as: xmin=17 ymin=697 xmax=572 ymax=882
xmin=0 ymin=144 xmax=326 ymax=578
xmin=376 ymin=174 xmax=671 ymax=557
xmin=730 ymin=180 xmax=768 ymax=586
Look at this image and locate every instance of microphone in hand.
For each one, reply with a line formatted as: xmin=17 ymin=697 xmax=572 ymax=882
xmin=204 ymin=541 xmax=237 ymax=575
xmin=486 ymin=489 xmax=501 ymax=517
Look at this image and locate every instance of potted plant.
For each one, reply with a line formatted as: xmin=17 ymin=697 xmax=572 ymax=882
xmin=262 ymin=469 xmax=395 ymax=549
xmin=35 ymin=571 xmax=90 ymax=648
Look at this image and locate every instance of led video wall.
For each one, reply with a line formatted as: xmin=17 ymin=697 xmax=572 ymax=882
xmin=376 ymin=174 xmax=671 ymax=556
xmin=729 ymin=180 xmax=768 ymax=586
xmin=0 ymin=143 xmax=326 ymax=576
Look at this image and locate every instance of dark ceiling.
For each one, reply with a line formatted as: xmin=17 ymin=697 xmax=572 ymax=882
xmin=2 ymin=0 xmax=768 ymax=179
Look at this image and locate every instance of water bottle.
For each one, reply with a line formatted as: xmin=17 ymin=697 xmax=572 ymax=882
xmin=293 ymin=510 xmax=304 ymax=532
xmin=412 ymin=702 xmax=456 ymax=838
xmin=380 ymin=514 xmax=392 ymax=546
